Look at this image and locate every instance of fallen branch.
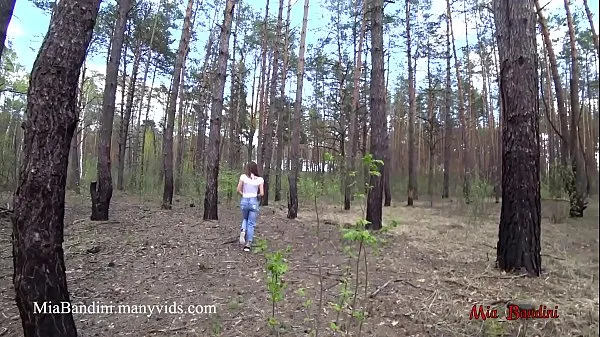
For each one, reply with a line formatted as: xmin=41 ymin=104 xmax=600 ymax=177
xmin=369 ymin=279 xmax=393 ymax=298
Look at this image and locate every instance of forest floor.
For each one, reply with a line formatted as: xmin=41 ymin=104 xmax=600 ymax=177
xmin=0 ymin=191 xmax=598 ymax=337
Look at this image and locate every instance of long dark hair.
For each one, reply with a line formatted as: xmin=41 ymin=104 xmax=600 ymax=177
xmin=245 ymin=161 xmax=260 ymax=177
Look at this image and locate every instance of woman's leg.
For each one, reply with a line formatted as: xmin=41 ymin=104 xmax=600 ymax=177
xmin=240 ymin=201 xmax=250 ymax=244
xmin=240 ymin=208 xmax=249 ymax=231
xmin=245 ymin=206 xmax=259 ymax=245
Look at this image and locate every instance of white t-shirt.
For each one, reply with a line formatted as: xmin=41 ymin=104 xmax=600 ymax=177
xmin=240 ymin=174 xmax=263 ymax=198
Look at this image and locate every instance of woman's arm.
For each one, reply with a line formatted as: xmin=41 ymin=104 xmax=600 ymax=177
xmin=259 ymin=183 xmax=264 ymax=197
xmin=236 ymin=176 xmax=244 ymax=195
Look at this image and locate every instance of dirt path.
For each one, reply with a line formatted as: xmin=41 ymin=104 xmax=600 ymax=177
xmin=0 ymin=192 xmax=598 ymax=336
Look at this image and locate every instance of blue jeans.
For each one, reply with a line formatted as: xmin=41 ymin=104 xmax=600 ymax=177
xmin=240 ymin=197 xmax=259 ymax=244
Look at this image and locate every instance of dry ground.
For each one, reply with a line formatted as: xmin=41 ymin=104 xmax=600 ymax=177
xmin=0 ymin=192 xmax=598 ymax=336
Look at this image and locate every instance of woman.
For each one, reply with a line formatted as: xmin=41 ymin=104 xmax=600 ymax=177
xmin=236 ymin=161 xmax=264 ymax=252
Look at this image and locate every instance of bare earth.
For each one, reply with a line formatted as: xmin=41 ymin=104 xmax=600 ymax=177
xmin=0 ymin=192 xmax=598 ymax=336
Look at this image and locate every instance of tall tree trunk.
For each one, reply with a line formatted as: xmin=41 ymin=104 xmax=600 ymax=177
xmin=288 ymin=0 xmax=309 ymax=219
xmin=564 ymin=0 xmax=588 ymax=217
xmin=275 ymin=0 xmax=292 ymax=202
xmin=0 ymin=0 xmax=15 ymax=61
xmin=426 ymin=39 xmax=435 ymax=207
xmin=542 ymin=49 xmax=560 ymax=196
xmin=162 ymin=0 xmax=194 ymax=209
xmin=12 ymin=0 xmax=101 ymax=335
xmin=535 ymin=0 xmax=570 ymax=174
xmin=406 ymin=0 xmax=417 ymax=206
xmin=344 ymin=0 xmax=367 ymax=210
xmin=174 ymin=3 xmax=196 ymax=195
xmin=464 ymin=1 xmax=476 ymax=183
xmin=448 ymin=0 xmax=471 ymax=203
xmin=139 ymin=55 xmax=157 ymax=190
xmin=494 ymin=0 xmax=541 ymax=276
xmin=203 ymin=0 xmax=236 ymax=220
xmin=194 ymin=25 xmax=217 ymax=175
xmin=227 ymin=0 xmax=241 ymax=179
xmin=492 ymin=40 xmax=502 ymax=202
xmin=117 ymin=40 xmax=142 ymax=191
xmin=131 ymin=8 xmax=158 ymax=189
xmin=476 ymin=16 xmax=496 ymax=198
xmin=174 ymin=64 xmax=188 ymax=195
xmin=257 ymin=0 xmax=270 ymax=168
xmin=584 ymin=54 xmax=598 ymax=194
xmin=90 ymin=0 xmax=131 ymax=221
xmin=442 ymin=10 xmax=452 ymax=199
xmin=365 ymin=0 xmax=385 ymax=230
xmin=247 ymin=61 xmax=258 ymax=162
xmin=262 ymin=0 xmax=285 ymax=206
xmin=383 ymin=36 xmax=392 ymax=207
xmin=117 ymin=43 xmax=128 ymax=166
xmin=68 ymin=64 xmax=87 ymax=194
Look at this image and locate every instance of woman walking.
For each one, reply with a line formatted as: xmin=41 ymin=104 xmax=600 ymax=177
xmin=236 ymin=161 xmax=264 ymax=252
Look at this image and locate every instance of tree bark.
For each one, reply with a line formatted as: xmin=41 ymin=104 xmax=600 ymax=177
xmin=203 ymin=0 xmax=236 ymax=220
xmin=494 ymin=0 xmax=541 ymax=276
xmin=288 ymin=0 xmax=310 ymax=219
xmin=12 ymin=0 xmax=101 ymax=335
xmin=162 ymin=0 xmax=194 ymax=209
xmin=90 ymin=0 xmax=131 ymax=221
xmin=365 ymin=0 xmax=385 ymax=230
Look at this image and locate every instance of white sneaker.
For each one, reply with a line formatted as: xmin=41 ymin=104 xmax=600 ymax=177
xmin=239 ymin=230 xmax=246 ymax=245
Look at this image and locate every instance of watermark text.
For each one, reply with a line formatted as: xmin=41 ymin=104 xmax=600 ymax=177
xmin=33 ymin=301 xmax=217 ymax=317
xmin=469 ymin=304 xmax=559 ymax=320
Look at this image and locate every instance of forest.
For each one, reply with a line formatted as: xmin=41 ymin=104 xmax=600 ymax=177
xmin=0 ymin=0 xmax=598 ymax=335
